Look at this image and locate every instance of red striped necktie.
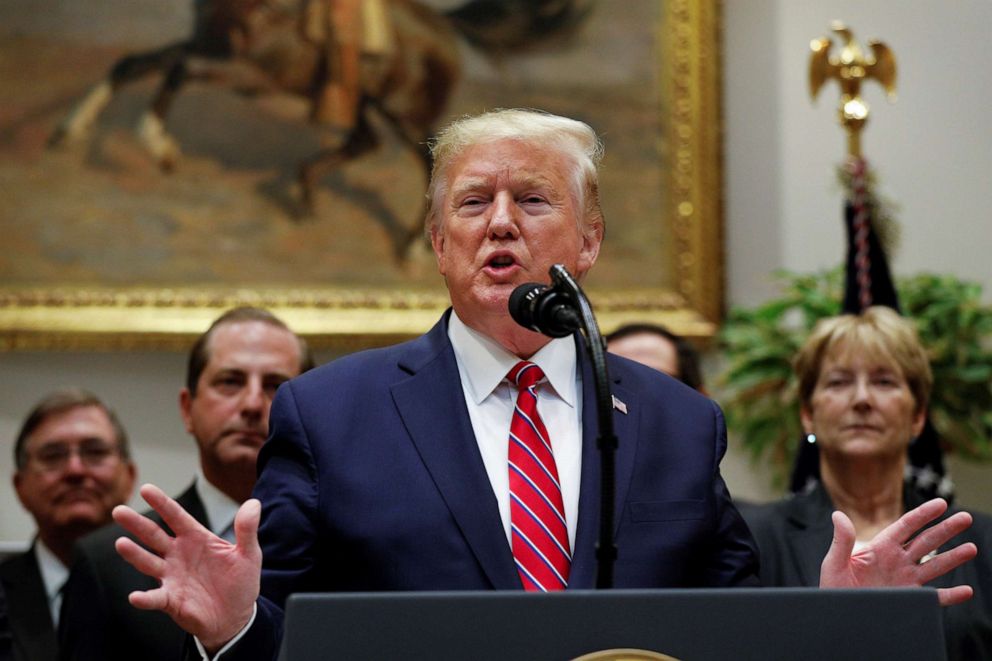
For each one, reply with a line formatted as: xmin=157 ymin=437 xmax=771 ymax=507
xmin=507 ymin=360 xmax=571 ymax=591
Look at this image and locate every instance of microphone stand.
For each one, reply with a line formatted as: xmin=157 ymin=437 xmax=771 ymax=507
xmin=547 ymin=264 xmax=617 ymax=589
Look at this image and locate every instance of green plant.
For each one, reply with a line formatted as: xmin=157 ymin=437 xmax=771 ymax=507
xmin=717 ymin=268 xmax=992 ymax=487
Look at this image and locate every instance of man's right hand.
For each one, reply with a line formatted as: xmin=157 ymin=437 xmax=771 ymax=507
xmin=113 ymin=483 xmax=262 ymax=652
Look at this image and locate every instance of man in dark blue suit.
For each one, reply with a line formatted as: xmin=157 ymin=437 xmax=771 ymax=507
xmin=111 ymin=109 xmax=978 ymax=660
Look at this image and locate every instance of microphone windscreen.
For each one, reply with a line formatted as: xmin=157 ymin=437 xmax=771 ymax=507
xmin=509 ymin=282 xmax=547 ymax=330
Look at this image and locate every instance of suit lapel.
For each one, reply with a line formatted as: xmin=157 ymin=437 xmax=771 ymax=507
xmin=176 ymin=483 xmax=210 ymax=528
xmin=0 ymin=546 xmax=58 ymax=661
xmin=784 ymin=486 xmax=836 ymax=585
xmin=147 ymin=482 xmax=209 ymax=534
xmin=390 ymin=317 xmax=519 ymax=590
xmin=569 ymin=350 xmax=640 ymax=589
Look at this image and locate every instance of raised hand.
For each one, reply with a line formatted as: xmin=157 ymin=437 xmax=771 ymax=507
xmin=819 ymin=498 xmax=977 ymax=606
xmin=112 ymin=483 xmax=263 ymax=651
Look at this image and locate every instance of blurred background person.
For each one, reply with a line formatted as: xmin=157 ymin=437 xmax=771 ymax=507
xmin=1 ymin=390 xmax=136 ymax=661
xmin=739 ymin=307 xmax=992 ymax=660
xmin=0 ymin=582 xmax=11 ymax=661
xmin=607 ymin=322 xmax=706 ymax=393
xmin=60 ymin=307 xmax=314 ymax=661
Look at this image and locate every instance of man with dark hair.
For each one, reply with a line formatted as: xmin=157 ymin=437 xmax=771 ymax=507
xmin=606 ymin=323 xmax=706 ymax=392
xmin=177 ymin=307 xmax=315 ymax=505
xmin=59 ymin=307 xmax=313 ymax=661
xmin=1 ymin=389 xmax=135 ymax=661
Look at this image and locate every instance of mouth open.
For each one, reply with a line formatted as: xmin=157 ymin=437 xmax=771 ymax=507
xmin=487 ymin=254 xmax=517 ymax=270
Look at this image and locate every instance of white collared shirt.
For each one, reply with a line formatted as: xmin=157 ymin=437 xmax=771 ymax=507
xmin=34 ymin=538 xmax=68 ymax=627
xmin=448 ymin=311 xmax=583 ymax=551
xmin=195 ymin=470 xmax=241 ymax=540
xmin=193 ymin=472 xmax=253 ymax=660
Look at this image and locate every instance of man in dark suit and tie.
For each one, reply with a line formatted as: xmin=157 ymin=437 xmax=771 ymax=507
xmin=111 ymin=109 xmax=978 ymax=660
xmin=1 ymin=389 xmax=136 ymax=661
xmin=59 ymin=307 xmax=313 ymax=660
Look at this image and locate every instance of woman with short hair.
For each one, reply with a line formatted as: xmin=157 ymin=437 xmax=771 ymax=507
xmin=740 ymin=306 xmax=992 ymax=660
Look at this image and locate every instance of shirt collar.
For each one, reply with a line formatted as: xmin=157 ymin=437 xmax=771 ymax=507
xmin=34 ymin=538 xmax=68 ymax=603
xmin=448 ymin=310 xmax=578 ymax=407
xmin=195 ymin=470 xmax=241 ymax=536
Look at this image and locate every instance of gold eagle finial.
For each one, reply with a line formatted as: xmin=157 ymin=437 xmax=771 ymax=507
xmin=809 ymin=21 xmax=897 ymax=157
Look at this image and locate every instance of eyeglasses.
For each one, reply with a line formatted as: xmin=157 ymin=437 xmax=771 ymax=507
xmin=26 ymin=440 xmax=122 ymax=472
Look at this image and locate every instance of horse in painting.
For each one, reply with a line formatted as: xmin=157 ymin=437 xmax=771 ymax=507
xmin=49 ymin=0 xmax=593 ymax=262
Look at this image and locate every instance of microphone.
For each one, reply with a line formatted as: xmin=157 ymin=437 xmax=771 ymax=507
xmin=511 ymin=265 xmax=619 ymax=587
xmin=509 ymin=282 xmax=581 ymax=338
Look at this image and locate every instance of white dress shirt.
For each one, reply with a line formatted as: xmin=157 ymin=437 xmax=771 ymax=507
xmin=34 ymin=538 xmax=68 ymax=628
xmin=448 ymin=311 xmax=583 ymax=551
xmin=196 ymin=470 xmax=241 ymax=541
xmin=194 ymin=473 xmax=254 ymax=660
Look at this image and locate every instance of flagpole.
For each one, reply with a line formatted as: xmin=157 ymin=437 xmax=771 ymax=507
xmin=800 ymin=21 xmax=956 ymax=505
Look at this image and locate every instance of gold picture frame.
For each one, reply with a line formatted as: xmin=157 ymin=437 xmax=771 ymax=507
xmin=0 ymin=0 xmax=722 ymax=351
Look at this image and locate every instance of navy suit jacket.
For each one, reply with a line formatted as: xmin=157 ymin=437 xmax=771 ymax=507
xmin=227 ymin=312 xmax=758 ymax=659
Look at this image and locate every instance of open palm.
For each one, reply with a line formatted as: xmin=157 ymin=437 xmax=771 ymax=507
xmin=819 ymin=498 xmax=977 ymax=606
xmin=113 ymin=483 xmax=262 ymax=651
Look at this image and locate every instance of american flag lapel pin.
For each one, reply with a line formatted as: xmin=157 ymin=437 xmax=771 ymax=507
xmin=612 ymin=394 xmax=627 ymax=415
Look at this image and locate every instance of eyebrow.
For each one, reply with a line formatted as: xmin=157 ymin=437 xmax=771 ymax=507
xmin=822 ymin=365 xmax=900 ymax=376
xmin=212 ymin=368 xmax=246 ymax=377
xmin=34 ymin=436 xmax=114 ymax=449
xmin=449 ymin=173 xmax=560 ymax=198
xmin=449 ymin=176 xmax=491 ymax=196
xmin=213 ymin=368 xmax=294 ymax=380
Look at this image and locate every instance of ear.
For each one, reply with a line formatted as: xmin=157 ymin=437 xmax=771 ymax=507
xmin=12 ymin=472 xmax=28 ymax=509
xmin=800 ymin=404 xmax=814 ymax=436
xmin=575 ymin=222 xmax=603 ymax=277
xmin=121 ymin=461 xmax=138 ymax=499
xmin=179 ymin=388 xmax=195 ymax=435
xmin=911 ymin=406 xmax=927 ymax=439
xmin=430 ymin=224 xmax=446 ymax=276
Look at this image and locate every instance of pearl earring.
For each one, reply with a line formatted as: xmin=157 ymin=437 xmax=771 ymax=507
xmin=806 ymin=433 xmax=816 ymax=444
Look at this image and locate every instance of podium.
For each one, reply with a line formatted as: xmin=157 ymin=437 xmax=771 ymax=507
xmin=278 ymin=588 xmax=946 ymax=660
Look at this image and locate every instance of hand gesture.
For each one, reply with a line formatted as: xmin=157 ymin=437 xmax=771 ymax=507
xmin=113 ymin=483 xmax=263 ymax=651
xmin=819 ymin=498 xmax=977 ymax=606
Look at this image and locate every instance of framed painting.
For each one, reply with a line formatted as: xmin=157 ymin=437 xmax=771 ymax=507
xmin=0 ymin=0 xmax=723 ymax=350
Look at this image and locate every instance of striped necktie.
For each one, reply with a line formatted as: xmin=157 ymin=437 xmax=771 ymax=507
xmin=507 ymin=360 xmax=571 ymax=591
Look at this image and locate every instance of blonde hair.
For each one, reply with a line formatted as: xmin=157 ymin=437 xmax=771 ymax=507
xmin=424 ymin=108 xmax=605 ymax=239
xmin=794 ymin=306 xmax=932 ymax=413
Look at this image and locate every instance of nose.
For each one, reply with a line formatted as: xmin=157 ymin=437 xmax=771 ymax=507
xmin=486 ymin=192 xmax=520 ymax=240
xmin=62 ymin=449 xmax=88 ymax=476
xmin=851 ymin=376 xmax=872 ymax=409
xmin=241 ymin=378 xmax=265 ymax=419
